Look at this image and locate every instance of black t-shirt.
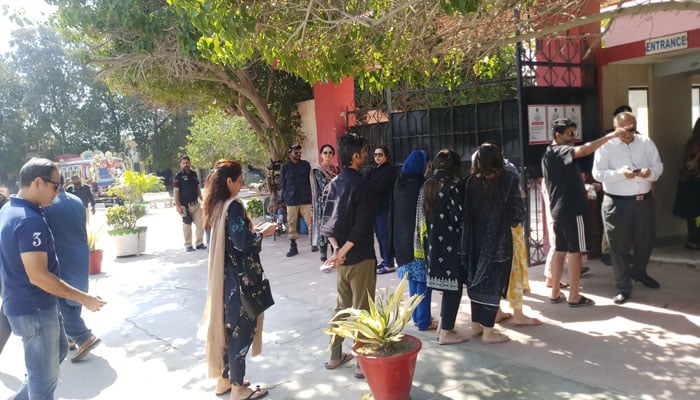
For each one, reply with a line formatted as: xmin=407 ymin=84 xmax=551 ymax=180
xmin=541 ymin=144 xmax=587 ymax=219
xmin=173 ymin=169 xmax=200 ymax=204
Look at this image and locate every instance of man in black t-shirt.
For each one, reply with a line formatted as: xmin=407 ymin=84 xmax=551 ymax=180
xmin=174 ymin=156 xmax=205 ymax=252
xmin=67 ymin=175 xmax=96 ymax=223
xmin=542 ymin=118 xmax=622 ymax=308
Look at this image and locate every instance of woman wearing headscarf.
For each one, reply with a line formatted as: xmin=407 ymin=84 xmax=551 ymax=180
xmin=417 ymin=149 xmax=468 ymax=344
xmin=311 ymin=144 xmax=340 ymax=263
xmin=387 ymin=150 xmax=437 ymax=330
xmin=202 ymin=160 xmax=278 ymax=400
xmin=461 ymin=143 xmax=525 ymax=343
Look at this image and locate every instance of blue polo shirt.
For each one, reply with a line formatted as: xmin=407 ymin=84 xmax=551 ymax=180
xmin=0 ymin=195 xmax=59 ymax=316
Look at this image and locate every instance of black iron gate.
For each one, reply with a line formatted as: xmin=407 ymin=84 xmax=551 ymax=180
xmin=388 ymin=100 xmax=521 ymax=168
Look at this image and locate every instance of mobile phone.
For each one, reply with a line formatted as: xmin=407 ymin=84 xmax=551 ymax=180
xmin=632 ymin=168 xmax=641 ymax=173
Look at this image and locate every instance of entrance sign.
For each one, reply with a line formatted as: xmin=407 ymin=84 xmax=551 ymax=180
xmin=645 ymin=32 xmax=688 ymax=56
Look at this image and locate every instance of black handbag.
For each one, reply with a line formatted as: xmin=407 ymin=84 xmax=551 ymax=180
xmin=240 ymin=276 xmax=275 ymax=318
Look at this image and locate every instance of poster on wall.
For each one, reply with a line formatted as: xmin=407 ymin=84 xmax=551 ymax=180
xmin=564 ymin=105 xmax=582 ymax=142
xmin=528 ymin=106 xmax=549 ymax=144
xmin=546 ymin=105 xmax=563 ymax=136
xmin=528 ymin=104 xmax=582 ymax=144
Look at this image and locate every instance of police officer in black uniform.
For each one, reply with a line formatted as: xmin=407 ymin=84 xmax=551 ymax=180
xmin=174 ymin=155 xmax=205 ymax=252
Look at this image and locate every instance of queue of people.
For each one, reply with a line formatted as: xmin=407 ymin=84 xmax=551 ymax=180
xmin=0 ymin=107 xmax=685 ymax=399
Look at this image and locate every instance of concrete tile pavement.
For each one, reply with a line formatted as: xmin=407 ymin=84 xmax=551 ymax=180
xmin=0 ymin=207 xmax=698 ymax=399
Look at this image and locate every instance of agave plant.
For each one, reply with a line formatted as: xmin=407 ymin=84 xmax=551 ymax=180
xmin=324 ymin=275 xmax=424 ymax=356
xmin=87 ymin=226 xmax=104 ymax=252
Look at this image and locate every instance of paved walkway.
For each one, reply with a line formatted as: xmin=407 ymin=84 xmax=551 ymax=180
xmin=0 ymin=207 xmax=698 ymax=399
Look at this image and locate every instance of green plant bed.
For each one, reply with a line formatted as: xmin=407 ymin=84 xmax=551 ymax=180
xmin=107 ymin=226 xmax=147 ymax=236
xmin=247 ymin=198 xmax=264 ymax=218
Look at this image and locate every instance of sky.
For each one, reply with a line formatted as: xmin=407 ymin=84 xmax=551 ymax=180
xmin=0 ymin=0 xmax=56 ymax=54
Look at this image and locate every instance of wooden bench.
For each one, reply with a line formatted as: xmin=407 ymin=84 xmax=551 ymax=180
xmin=142 ymin=192 xmax=174 ymax=208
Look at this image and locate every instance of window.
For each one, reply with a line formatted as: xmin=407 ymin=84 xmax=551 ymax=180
xmin=692 ymin=85 xmax=699 ymax=127
xmin=628 ymin=88 xmax=649 ymax=137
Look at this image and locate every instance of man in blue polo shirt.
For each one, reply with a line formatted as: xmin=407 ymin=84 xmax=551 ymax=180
xmin=0 ymin=158 xmax=106 ymax=399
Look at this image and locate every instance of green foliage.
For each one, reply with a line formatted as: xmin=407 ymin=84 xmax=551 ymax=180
xmin=52 ymin=0 xmax=312 ymax=161
xmin=87 ymin=226 xmax=104 ymax=251
xmin=246 ymin=198 xmax=264 ymax=218
xmin=108 ymin=170 xmax=165 ymax=202
xmin=186 ymin=108 xmax=267 ymax=170
xmin=324 ymin=276 xmax=423 ymax=353
xmin=105 ymin=170 xmax=161 ymax=232
xmin=105 ymin=204 xmax=146 ymax=232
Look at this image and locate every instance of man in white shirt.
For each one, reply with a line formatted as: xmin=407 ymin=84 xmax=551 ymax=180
xmin=593 ymin=112 xmax=664 ymax=304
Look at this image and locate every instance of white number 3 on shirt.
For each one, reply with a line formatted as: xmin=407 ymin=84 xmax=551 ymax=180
xmin=32 ymin=232 xmax=42 ymax=247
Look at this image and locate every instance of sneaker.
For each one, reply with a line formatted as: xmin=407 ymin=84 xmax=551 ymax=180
xmin=196 ymin=244 xmax=207 ymax=250
xmin=71 ymin=335 xmax=101 ymax=362
xmin=186 ymin=246 xmax=195 ymax=252
xmin=600 ymin=254 xmax=612 ymax=265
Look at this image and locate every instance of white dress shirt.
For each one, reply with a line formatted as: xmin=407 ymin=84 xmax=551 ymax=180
xmin=592 ymin=135 xmax=664 ymax=196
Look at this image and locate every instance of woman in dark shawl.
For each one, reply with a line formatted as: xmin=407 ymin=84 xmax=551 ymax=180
xmin=673 ymin=118 xmax=700 ymax=249
xmin=461 ymin=143 xmax=525 ymax=343
xmin=417 ymin=149 xmax=468 ymax=344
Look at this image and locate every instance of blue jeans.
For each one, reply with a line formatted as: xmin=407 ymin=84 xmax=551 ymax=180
xmin=58 ymin=298 xmax=92 ymax=345
xmin=7 ymin=305 xmax=68 ymax=400
xmin=374 ymin=211 xmax=392 ymax=268
xmin=408 ymin=280 xmax=433 ymax=330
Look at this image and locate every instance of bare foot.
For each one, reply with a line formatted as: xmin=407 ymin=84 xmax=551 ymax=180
xmin=438 ymin=329 xmax=469 ymax=345
xmin=494 ymin=309 xmax=513 ymax=323
xmin=216 ymin=378 xmax=231 ymax=395
xmin=482 ymin=330 xmax=510 ymax=344
xmin=471 ymin=323 xmax=484 ymax=337
xmin=511 ymin=316 xmax=543 ymax=327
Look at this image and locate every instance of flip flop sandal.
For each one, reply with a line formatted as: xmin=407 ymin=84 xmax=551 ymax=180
xmin=376 ymin=266 xmax=396 ymax=275
xmin=546 ymin=281 xmax=570 ymax=289
xmin=422 ymin=320 xmax=440 ymax=331
xmin=549 ymin=293 xmax=566 ymax=304
xmin=243 ymin=385 xmax=268 ymax=400
xmin=568 ymin=295 xmax=595 ymax=308
xmin=324 ymin=353 xmax=353 ymax=369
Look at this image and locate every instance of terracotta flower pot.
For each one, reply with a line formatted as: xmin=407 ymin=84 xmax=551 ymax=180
xmin=352 ymin=334 xmax=422 ymax=400
xmin=89 ymin=249 xmax=103 ymax=275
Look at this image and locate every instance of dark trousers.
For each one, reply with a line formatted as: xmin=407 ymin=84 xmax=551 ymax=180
xmin=602 ymin=195 xmax=655 ymax=295
xmin=686 ymin=218 xmax=700 ymax=246
xmin=374 ymin=211 xmax=392 ymax=267
xmin=223 ymin=313 xmax=255 ymax=385
xmin=439 ymin=287 xmax=463 ymax=331
xmin=0 ymin=305 xmax=10 ymax=354
xmin=58 ymin=298 xmax=92 ymax=346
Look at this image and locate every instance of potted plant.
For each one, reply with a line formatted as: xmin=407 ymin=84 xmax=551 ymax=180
xmin=324 ymin=276 xmax=424 ymax=400
xmin=87 ymin=227 xmax=104 ymax=274
xmin=106 ymin=170 xmax=162 ymax=256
